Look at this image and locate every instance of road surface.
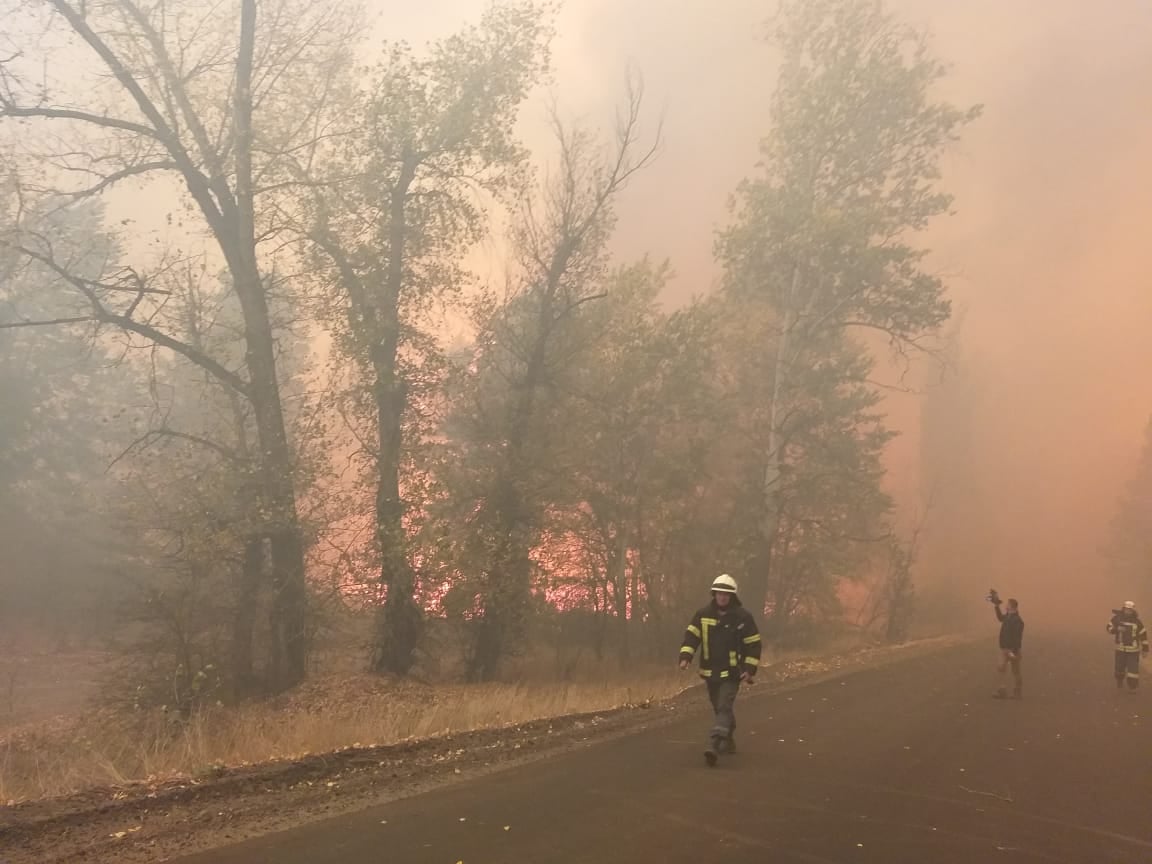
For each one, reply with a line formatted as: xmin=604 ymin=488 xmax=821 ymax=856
xmin=173 ymin=637 xmax=1152 ymax=863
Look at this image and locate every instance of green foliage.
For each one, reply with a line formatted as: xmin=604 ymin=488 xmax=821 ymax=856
xmin=716 ymin=0 xmax=976 ymax=626
xmin=427 ymin=96 xmax=658 ymax=678
xmin=544 ymin=261 xmax=719 ymax=651
xmin=720 ymin=0 xmax=977 ymax=345
xmin=302 ymin=3 xmax=554 ymax=676
xmin=0 ymin=0 xmax=976 ymax=694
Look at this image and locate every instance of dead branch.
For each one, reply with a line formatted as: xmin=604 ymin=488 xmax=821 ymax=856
xmin=1 ymin=238 xmax=250 ymax=394
xmin=63 ymin=160 xmax=179 ymax=199
xmin=0 ymin=103 xmax=157 ymax=139
xmin=0 ymin=315 xmax=95 ymax=329
xmin=107 ymin=426 xmax=246 ymax=471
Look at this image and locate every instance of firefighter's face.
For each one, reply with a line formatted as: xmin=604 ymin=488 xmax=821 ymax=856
xmin=714 ymin=591 xmax=732 ymax=609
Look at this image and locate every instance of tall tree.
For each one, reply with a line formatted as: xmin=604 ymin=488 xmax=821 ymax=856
xmin=300 ymin=2 xmax=552 ymax=676
xmin=553 ymin=261 xmax=717 ymax=660
xmin=0 ymin=0 xmax=358 ymax=688
xmin=717 ymin=0 xmax=978 ymax=619
xmin=436 ymin=90 xmax=659 ymax=680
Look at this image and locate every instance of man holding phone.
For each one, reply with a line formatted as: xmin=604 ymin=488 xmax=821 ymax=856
xmin=988 ymin=589 xmax=1024 ymax=699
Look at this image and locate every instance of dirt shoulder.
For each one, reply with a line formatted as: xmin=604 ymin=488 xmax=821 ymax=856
xmin=0 ymin=635 xmax=971 ymax=864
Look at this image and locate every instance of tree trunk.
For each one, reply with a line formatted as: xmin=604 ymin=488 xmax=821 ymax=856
xmin=371 ymin=156 xmax=424 ymax=675
xmin=234 ymin=0 xmax=308 ymax=690
xmin=635 ymin=516 xmax=650 ymax=650
xmin=231 ymin=536 xmax=264 ymax=696
xmin=609 ymin=527 xmax=630 ymax=663
xmin=753 ymin=270 xmax=799 ymax=620
xmin=628 ymin=541 xmax=640 ymax=657
xmin=470 ymin=295 xmax=553 ymax=681
xmin=37 ymin=0 xmax=313 ymax=692
xmin=471 ymin=484 xmax=532 ymax=681
xmin=372 ymin=361 xmax=423 ymax=674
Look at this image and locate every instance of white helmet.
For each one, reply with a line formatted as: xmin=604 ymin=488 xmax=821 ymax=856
xmin=1124 ymin=600 xmax=1137 ymax=610
xmin=711 ymin=574 xmax=739 ymax=595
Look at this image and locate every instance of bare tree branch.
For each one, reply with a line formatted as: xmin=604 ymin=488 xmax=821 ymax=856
xmin=113 ymin=0 xmax=231 ymax=191
xmin=0 ymin=315 xmax=95 ymax=329
xmin=64 ymin=160 xmax=179 ymax=199
xmin=2 ymin=239 xmax=250 ymax=395
xmin=39 ymin=0 xmax=230 ymax=238
xmin=107 ymin=425 xmax=246 ymax=472
xmin=0 ymin=104 xmax=157 ymax=138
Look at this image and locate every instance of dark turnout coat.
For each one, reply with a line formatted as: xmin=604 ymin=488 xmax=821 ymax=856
xmin=679 ymin=599 xmax=762 ymax=680
xmin=1108 ymin=611 xmax=1148 ymax=654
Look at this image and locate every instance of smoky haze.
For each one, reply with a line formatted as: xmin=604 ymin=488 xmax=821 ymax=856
xmin=5 ymin=0 xmax=1152 ymax=819
xmin=489 ymin=0 xmax=1152 ymax=631
xmin=0 ymin=0 xmax=1146 ymax=648
xmin=36 ymin=0 xmax=1152 ymax=626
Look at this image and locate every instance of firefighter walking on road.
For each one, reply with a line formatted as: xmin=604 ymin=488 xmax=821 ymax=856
xmin=678 ymin=574 xmax=762 ymax=767
xmin=1107 ymin=601 xmax=1149 ymax=692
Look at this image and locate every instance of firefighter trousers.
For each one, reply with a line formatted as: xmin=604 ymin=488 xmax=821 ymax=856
xmin=706 ymin=678 xmax=739 ymax=747
xmin=1114 ymin=650 xmax=1141 ymax=690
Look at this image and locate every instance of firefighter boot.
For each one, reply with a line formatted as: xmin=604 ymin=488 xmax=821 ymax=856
xmin=704 ymin=737 xmax=720 ymax=767
xmin=725 ymin=733 xmax=737 ymax=755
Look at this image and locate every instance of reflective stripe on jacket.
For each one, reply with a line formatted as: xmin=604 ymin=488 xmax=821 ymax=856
xmin=680 ymin=601 xmax=762 ymax=678
xmin=1108 ymin=613 xmax=1148 ymax=653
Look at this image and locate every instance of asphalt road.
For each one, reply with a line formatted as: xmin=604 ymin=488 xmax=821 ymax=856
xmin=173 ymin=637 xmax=1152 ymax=864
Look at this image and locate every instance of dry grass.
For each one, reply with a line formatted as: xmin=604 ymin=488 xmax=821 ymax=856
xmin=0 ymin=634 xmax=930 ymax=804
xmin=0 ymin=664 xmax=687 ymax=804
